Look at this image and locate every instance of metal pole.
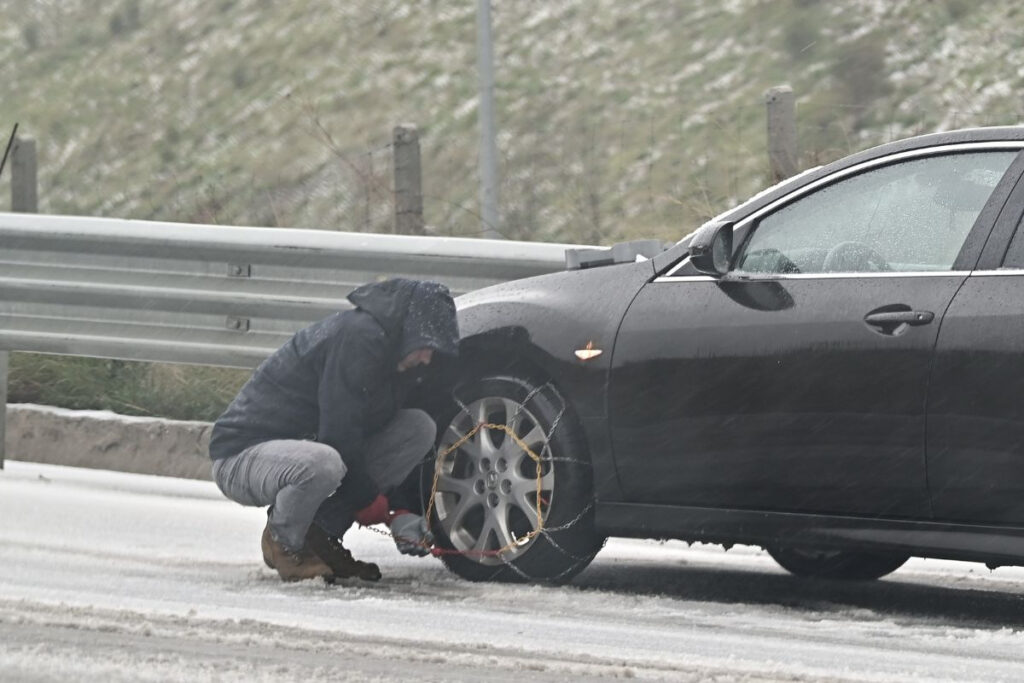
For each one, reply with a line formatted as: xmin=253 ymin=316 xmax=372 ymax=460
xmin=765 ymin=85 xmax=798 ymax=184
xmin=0 ymin=351 xmax=7 ymax=469
xmin=475 ymin=0 xmax=502 ymax=239
xmin=11 ymin=137 xmax=38 ymax=213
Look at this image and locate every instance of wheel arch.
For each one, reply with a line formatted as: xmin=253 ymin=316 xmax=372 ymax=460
xmin=457 ymin=327 xmax=559 ymax=384
xmin=452 ymin=329 xmax=589 ymax=458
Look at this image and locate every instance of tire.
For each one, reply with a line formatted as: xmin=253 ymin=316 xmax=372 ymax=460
xmin=768 ymin=546 xmax=908 ymax=581
xmin=427 ymin=373 xmax=603 ymax=583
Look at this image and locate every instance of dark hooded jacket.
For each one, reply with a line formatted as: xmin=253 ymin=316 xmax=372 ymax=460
xmin=209 ymin=278 xmax=459 ymax=510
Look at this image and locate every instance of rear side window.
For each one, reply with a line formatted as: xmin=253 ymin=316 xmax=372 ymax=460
xmin=736 ymin=151 xmax=1017 ymax=275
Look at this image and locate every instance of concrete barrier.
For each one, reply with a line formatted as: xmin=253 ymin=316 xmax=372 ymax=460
xmin=3 ymin=404 xmax=213 ymax=480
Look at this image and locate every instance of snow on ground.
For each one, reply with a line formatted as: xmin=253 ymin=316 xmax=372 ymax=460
xmin=3 ymin=461 xmax=1024 ymax=682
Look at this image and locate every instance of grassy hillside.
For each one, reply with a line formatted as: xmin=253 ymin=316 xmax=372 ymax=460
xmin=4 ymin=0 xmax=1024 ymax=420
xmin=1 ymin=0 xmax=1022 ymax=246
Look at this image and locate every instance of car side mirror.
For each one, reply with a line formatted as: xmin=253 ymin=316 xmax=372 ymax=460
xmin=689 ymin=221 xmax=734 ymax=277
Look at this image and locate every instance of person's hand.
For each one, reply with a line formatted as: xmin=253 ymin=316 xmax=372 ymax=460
xmin=355 ymin=494 xmax=390 ymax=526
xmin=389 ymin=513 xmax=434 ymax=556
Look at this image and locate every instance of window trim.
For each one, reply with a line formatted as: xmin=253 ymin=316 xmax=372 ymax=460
xmin=971 ymin=269 xmax=1024 ymax=277
xmin=657 ymin=270 xmax=971 ymax=283
xmin=661 ymin=141 xmax=1024 ymax=280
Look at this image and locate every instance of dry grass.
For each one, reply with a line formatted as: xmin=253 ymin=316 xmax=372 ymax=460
xmin=8 ymin=354 xmax=249 ymax=422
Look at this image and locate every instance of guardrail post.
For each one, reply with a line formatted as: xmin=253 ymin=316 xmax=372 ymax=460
xmin=765 ymin=85 xmax=797 ymax=183
xmin=1 ymin=351 xmax=8 ymax=469
xmin=393 ymin=124 xmax=424 ymax=235
xmin=12 ymin=136 xmax=38 ymax=213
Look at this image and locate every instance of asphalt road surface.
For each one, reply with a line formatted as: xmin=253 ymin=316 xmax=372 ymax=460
xmin=3 ymin=460 xmax=1024 ymax=682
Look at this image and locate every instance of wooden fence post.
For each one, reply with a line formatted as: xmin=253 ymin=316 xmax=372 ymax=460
xmin=1 ymin=135 xmax=31 ymax=467
xmin=393 ymin=125 xmax=424 ymax=235
xmin=765 ymin=85 xmax=797 ymax=184
xmin=11 ymin=136 xmax=38 ymax=213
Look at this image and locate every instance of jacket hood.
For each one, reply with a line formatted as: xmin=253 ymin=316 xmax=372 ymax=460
xmin=347 ymin=278 xmax=460 ymax=359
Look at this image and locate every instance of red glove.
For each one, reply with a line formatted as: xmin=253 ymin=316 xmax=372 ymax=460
xmin=355 ymin=494 xmax=391 ymax=526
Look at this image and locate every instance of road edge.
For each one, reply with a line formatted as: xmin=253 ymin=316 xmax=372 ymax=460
xmin=4 ymin=403 xmax=212 ymax=479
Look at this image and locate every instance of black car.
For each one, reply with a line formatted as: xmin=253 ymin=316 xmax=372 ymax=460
xmin=423 ymin=126 xmax=1024 ymax=584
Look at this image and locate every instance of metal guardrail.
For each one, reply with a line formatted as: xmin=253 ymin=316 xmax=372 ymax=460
xmin=0 ymin=212 xmax=592 ymax=467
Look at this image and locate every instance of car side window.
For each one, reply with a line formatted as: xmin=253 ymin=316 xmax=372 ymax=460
xmin=735 ymin=151 xmax=1017 ymax=275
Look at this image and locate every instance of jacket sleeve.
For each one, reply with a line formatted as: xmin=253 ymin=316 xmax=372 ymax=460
xmin=316 ymin=323 xmax=387 ymax=511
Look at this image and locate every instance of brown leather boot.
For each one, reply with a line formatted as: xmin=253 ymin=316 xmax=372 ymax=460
xmin=305 ymin=524 xmax=382 ymax=582
xmin=261 ymin=524 xmax=276 ymax=569
xmin=262 ymin=522 xmax=332 ymax=582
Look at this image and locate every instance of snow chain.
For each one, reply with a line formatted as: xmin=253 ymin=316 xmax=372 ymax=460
xmin=368 ymin=382 xmax=598 ymax=578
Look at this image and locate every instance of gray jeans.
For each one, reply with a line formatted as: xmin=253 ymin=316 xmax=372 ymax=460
xmin=212 ymin=408 xmax=435 ymax=552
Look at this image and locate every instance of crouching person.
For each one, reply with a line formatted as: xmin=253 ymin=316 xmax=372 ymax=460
xmin=208 ymin=278 xmax=459 ymax=582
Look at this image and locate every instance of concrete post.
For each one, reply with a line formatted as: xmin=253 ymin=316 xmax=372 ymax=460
xmin=765 ymin=85 xmax=798 ymax=184
xmin=11 ymin=137 xmax=38 ymax=213
xmin=0 ymin=351 xmax=7 ymax=469
xmin=393 ymin=125 xmax=424 ymax=235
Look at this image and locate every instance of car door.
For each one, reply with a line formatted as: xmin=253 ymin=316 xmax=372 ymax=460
xmin=928 ymin=168 xmax=1024 ymax=524
xmin=609 ymin=145 xmax=1024 ymax=517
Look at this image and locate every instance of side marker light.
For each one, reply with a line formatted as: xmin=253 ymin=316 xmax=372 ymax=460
xmin=574 ymin=341 xmax=603 ymax=361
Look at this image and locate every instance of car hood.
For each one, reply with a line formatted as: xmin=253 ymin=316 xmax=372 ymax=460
xmin=455 ymin=258 xmax=654 ymax=370
xmin=457 ymin=257 xmax=653 ymax=318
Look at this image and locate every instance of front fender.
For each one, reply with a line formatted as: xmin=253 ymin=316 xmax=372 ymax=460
xmin=451 ymin=261 xmax=655 ymax=503
xmin=455 ymin=261 xmax=653 ymax=418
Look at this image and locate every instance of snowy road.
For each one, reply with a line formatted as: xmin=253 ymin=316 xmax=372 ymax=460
xmin=3 ymin=462 xmax=1024 ymax=681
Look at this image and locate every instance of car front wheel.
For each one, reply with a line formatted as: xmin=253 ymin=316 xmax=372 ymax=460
xmin=428 ymin=373 xmax=603 ymax=583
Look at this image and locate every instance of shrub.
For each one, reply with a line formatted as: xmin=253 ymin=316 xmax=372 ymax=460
xmin=945 ymin=0 xmax=973 ymax=21
xmin=22 ymin=23 xmax=40 ymax=50
xmin=832 ymin=33 xmax=891 ymax=108
xmin=109 ymin=0 xmax=142 ymax=36
xmin=231 ymin=64 xmax=251 ymax=90
xmin=783 ymin=15 xmax=818 ymax=59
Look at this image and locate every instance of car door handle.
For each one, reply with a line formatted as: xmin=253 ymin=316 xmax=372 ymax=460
xmin=863 ymin=309 xmax=934 ymax=336
xmin=864 ymin=310 xmax=934 ymax=326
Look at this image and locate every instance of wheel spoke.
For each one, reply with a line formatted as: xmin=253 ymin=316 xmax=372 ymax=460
xmin=510 ymin=466 xmax=552 ymax=498
xmin=478 ymin=425 xmax=499 ymax=457
xmin=539 ymin=468 xmax=554 ymax=490
xmin=515 ymin=495 xmax=541 ymax=527
xmin=445 ymin=490 xmax=481 ymax=532
xmin=445 ymin=421 xmax=467 ymax=443
xmin=482 ymin=502 xmax=516 ymax=549
xmin=511 ymin=469 xmax=552 ymax=528
xmin=472 ymin=520 xmax=496 ymax=554
xmin=510 ymin=470 xmax=537 ymax=500
xmin=436 ymin=475 xmax=476 ymax=499
xmin=503 ymin=398 xmax=523 ymax=432
xmin=475 ymin=398 xmax=491 ymax=425
xmin=519 ymin=424 xmax=545 ymax=450
xmin=511 ymin=425 xmax=546 ymax=462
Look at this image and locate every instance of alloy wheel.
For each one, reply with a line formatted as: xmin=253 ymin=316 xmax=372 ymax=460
xmin=434 ymin=396 xmax=554 ymax=565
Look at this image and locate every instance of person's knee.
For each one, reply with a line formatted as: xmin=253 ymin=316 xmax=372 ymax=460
xmin=393 ymin=409 xmax=436 ymax=478
xmin=297 ymin=443 xmax=347 ymax=491
xmin=405 ymin=409 xmax=436 ymax=451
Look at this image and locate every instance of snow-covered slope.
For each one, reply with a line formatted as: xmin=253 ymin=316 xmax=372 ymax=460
xmin=1 ymin=1 xmax=1021 ymax=244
